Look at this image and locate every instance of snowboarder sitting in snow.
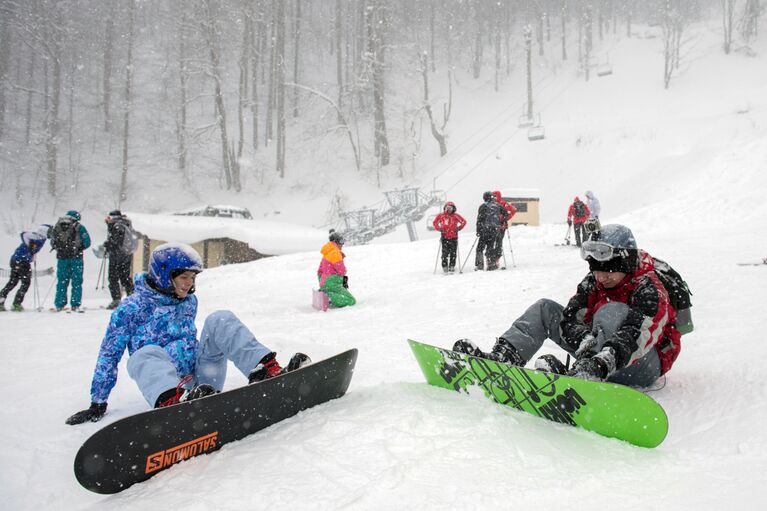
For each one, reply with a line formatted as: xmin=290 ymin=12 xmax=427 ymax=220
xmin=66 ymin=243 xmax=309 ymax=425
xmin=453 ymin=224 xmax=682 ymax=387
xmin=0 ymin=227 xmax=49 ymax=312
xmin=317 ymin=230 xmax=356 ymax=308
xmin=432 ymin=201 xmax=467 ymax=273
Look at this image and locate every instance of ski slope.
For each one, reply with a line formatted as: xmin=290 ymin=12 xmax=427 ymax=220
xmin=2 ymin=22 xmax=767 ymax=511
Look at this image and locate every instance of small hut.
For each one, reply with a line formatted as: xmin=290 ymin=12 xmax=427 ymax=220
xmin=499 ymin=188 xmax=541 ymax=226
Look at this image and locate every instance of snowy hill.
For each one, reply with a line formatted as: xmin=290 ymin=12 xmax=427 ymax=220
xmin=1 ymin=19 xmax=767 ymax=511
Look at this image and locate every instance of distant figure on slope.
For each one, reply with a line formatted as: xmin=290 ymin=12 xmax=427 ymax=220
xmin=0 ymin=228 xmax=48 ymax=311
xmin=492 ymin=191 xmax=517 ymax=269
xmin=432 ymin=201 xmax=467 ymax=273
xmin=475 ymin=191 xmax=508 ymax=271
xmin=66 ymin=243 xmax=310 ymax=425
xmin=453 ymin=224 xmax=686 ymax=388
xmin=585 ymin=190 xmax=601 ymax=219
xmin=100 ymin=210 xmax=136 ymax=309
xmin=49 ymin=210 xmax=91 ymax=312
xmin=317 ymin=230 xmax=356 ymax=308
xmin=566 ymin=197 xmax=590 ymax=247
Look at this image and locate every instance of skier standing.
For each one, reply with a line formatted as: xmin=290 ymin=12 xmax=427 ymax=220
xmin=49 ymin=210 xmax=91 ymax=311
xmin=0 ymin=229 xmax=48 ymax=311
xmin=566 ymin=197 xmax=591 ymax=247
xmin=453 ymin=224 xmax=682 ymax=387
xmin=585 ymin=190 xmax=601 ymax=219
xmin=101 ymin=210 xmax=136 ymax=309
xmin=475 ymin=191 xmax=507 ymax=271
xmin=317 ymin=230 xmax=356 ymax=308
xmin=66 ymin=243 xmax=309 ymax=424
xmin=432 ymin=201 xmax=467 ymax=273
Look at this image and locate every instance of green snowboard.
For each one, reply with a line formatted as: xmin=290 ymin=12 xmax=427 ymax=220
xmin=408 ymin=339 xmax=668 ymax=448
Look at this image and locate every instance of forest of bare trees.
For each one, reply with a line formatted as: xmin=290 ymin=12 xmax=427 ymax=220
xmin=0 ymin=0 xmax=761 ymax=208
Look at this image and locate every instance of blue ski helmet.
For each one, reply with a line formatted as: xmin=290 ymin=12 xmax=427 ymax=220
xmin=149 ymin=243 xmax=203 ymax=290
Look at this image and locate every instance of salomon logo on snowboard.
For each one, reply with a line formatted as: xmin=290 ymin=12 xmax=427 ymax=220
xmin=145 ymin=432 xmax=218 ymax=474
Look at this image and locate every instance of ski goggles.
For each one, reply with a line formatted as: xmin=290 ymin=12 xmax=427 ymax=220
xmin=580 ymin=241 xmax=619 ymax=261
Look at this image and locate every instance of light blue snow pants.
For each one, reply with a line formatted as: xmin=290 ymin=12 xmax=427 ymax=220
xmin=499 ymin=299 xmax=661 ymax=387
xmin=126 ymin=310 xmax=272 ymax=407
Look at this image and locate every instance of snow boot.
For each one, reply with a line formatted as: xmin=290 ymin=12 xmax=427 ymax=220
xmin=106 ymin=300 xmax=121 ymax=310
xmin=0 ymin=303 xmax=5 ymax=312
xmin=534 ymin=354 xmax=568 ymax=375
xmin=11 ymin=303 xmax=24 ymax=312
xmin=155 ymin=383 xmax=217 ymax=408
xmin=453 ymin=339 xmax=524 ymax=366
xmin=248 ymin=352 xmax=283 ymax=383
xmin=281 ymin=352 xmax=311 ymax=374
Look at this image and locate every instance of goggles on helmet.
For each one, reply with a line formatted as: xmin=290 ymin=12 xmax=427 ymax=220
xmin=580 ymin=241 xmax=618 ymax=262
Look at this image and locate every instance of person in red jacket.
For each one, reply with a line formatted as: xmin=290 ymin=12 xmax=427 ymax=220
xmin=453 ymin=224 xmax=682 ymax=388
xmin=432 ymin=201 xmax=467 ymax=273
xmin=491 ymin=191 xmax=517 ymax=268
xmin=567 ymin=196 xmax=591 ymax=247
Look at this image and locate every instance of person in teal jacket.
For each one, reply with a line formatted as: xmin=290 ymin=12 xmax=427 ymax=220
xmin=49 ymin=210 xmax=91 ymax=311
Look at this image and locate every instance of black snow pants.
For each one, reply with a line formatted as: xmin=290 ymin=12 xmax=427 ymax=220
xmin=108 ymin=254 xmax=134 ymax=301
xmin=0 ymin=260 xmax=31 ymax=306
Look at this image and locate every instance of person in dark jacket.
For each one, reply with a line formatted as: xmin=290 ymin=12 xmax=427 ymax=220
xmin=432 ymin=201 xmax=467 ymax=273
xmin=475 ymin=192 xmax=508 ymax=271
xmin=49 ymin=210 xmax=91 ymax=311
xmin=0 ymin=230 xmax=48 ymax=311
xmin=453 ymin=224 xmax=682 ymax=388
xmin=101 ymin=210 xmax=135 ymax=309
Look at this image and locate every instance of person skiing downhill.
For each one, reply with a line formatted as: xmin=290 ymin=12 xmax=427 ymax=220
xmin=0 ymin=229 xmax=48 ymax=311
xmin=566 ymin=197 xmax=590 ymax=247
xmin=453 ymin=224 xmax=682 ymax=387
xmin=317 ymin=230 xmax=356 ymax=308
xmin=432 ymin=201 xmax=467 ymax=273
xmin=66 ymin=243 xmax=309 ymax=425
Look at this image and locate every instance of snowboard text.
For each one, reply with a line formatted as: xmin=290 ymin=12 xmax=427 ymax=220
xmin=145 ymin=432 xmax=218 ymax=474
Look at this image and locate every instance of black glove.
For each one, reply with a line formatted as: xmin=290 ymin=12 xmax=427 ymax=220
xmin=342 ymin=276 xmax=349 ymax=289
xmin=568 ymin=348 xmax=616 ymax=381
xmin=66 ymin=402 xmax=107 ymax=425
xmin=567 ymin=219 xmax=572 ymax=226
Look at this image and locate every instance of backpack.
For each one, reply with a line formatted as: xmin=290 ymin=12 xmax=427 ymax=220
xmin=481 ymin=202 xmax=502 ymax=232
xmin=653 ymin=257 xmax=693 ymax=335
xmin=119 ymin=220 xmax=139 ymax=255
xmin=574 ymin=200 xmax=586 ymax=217
xmin=50 ymin=216 xmax=82 ymax=257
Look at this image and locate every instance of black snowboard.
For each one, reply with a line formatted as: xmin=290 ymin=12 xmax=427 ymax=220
xmin=74 ymin=348 xmax=358 ymax=494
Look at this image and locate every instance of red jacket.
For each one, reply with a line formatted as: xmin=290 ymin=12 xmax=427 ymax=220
xmin=560 ymin=251 xmax=681 ymax=375
xmin=432 ymin=202 xmax=467 ymax=239
xmin=492 ymin=191 xmax=517 ymax=230
xmin=567 ymin=197 xmax=590 ymax=225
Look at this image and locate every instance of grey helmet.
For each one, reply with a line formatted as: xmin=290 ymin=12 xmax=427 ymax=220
xmin=581 ymin=224 xmax=638 ymax=273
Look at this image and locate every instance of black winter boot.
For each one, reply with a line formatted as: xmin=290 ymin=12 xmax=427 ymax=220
xmin=534 ymin=354 xmax=568 ymax=375
xmin=490 ymin=338 xmax=525 ymax=366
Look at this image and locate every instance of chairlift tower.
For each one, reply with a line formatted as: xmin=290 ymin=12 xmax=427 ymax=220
xmin=524 ymin=24 xmax=534 ymax=122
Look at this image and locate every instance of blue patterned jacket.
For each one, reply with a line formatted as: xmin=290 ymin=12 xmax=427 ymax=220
xmin=89 ymin=273 xmax=198 ymax=403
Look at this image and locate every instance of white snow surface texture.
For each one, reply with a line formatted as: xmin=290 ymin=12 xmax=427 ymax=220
xmin=2 ymin=26 xmax=767 ymax=511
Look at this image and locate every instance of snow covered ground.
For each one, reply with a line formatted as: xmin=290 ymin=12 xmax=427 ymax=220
xmin=2 ymin=22 xmax=767 ymax=511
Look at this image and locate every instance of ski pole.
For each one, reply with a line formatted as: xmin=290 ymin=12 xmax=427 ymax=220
xmin=456 ymin=241 xmax=462 ymax=274
xmin=96 ymin=257 xmax=105 ymax=290
xmin=40 ymin=270 xmax=55 ymax=311
xmin=33 ymin=260 xmax=40 ymax=310
xmin=102 ymin=257 xmax=108 ymax=290
xmin=433 ymin=239 xmax=442 ymax=275
xmin=507 ymin=229 xmax=516 ymax=267
xmin=460 ymin=236 xmax=478 ymax=273
xmin=565 ymin=224 xmax=572 ymax=245
xmin=500 ymin=234 xmax=508 ymax=269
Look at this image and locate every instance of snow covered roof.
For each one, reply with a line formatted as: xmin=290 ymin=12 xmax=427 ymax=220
xmin=125 ymin=211 xmax=327 ymax=256
xmin=499 ymin=187 xmax=541 ymax=199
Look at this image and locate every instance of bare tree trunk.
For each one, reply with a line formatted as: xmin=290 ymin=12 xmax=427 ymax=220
xmin=367 ymin=0 xmax=389 ymax=167
xmin=250 ymin=1 xmax=261 ymax=151
xmin=45 ymin=11 xmax=63 ymax=197
xmin=275 ymin=0 xmax=286 ymax=178
xmin=24 ymin=52 xmax=35 ymax=145
xmin=203 ymin=0 xmax=234 ymax=190
xmin=335 ymin=0 xmax=343 ymax=122
xmin=562 ymin=0 xmax=568 ymax=60
xmin=118 ymin=0 xmax=136 ymax=204
xmin=103 ymin=4 xmax=114 ymax=132
xmin=421 ymin=53 xmax=449 ymax=156
xmin=722 ymin=0 xmax=735 ymax=54
xmin=265 ymin=2 xmax=275 ymax=147
xmin=292 ymin=0 xmax=301 ymax=118
xmin=429 ymin=0 xmax=436 ymax=72
xmin=177 ymin=9 xmax=189 ymax=184
xmin=471 ymin=1 xmax=483 ymax=78
xmin=0 ymin=2 xmax=13 ymax=139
